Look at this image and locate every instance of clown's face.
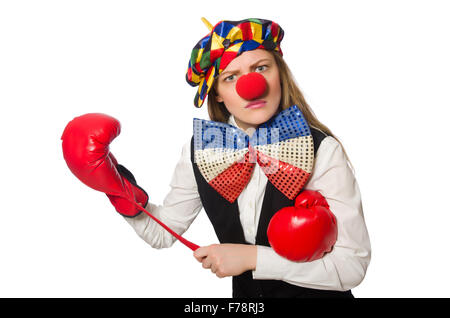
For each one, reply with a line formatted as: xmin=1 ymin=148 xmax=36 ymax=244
xmin=215 ymin=49 xmax=282 ymax=133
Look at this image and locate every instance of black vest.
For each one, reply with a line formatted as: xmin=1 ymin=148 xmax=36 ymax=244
xmin=190 ymin=126 xmax=353 ymax=298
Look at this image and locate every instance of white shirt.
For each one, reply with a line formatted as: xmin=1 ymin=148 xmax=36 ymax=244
xmin=125 ymin=115 xmax=371 ymax=292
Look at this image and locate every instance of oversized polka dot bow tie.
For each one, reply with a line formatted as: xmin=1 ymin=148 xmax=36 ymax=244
xmin=193 ymin=105 xmax=315 ymax=203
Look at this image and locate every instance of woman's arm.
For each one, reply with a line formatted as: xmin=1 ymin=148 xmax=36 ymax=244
xmin=252 ymin=136 xmax=371 ymax=291
xmin=193 ymin=244 xmax=257 ymax=278
xmin=123 ymin=138 xmax=203 ymax=249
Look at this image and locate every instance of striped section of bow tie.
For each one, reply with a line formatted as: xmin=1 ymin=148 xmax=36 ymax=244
xmin=193 ymin=105 xmax=314 ymax=203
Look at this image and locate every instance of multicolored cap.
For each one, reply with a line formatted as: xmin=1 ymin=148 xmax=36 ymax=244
xmin=186 ymin=18 xmax=284 ymax=108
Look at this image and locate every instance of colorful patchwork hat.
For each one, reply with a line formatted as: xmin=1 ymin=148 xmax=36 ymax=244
xmin=186 ymin=18 xmax=284 ymax=107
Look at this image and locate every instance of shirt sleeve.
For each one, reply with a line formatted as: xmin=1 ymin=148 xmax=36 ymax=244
xmin=123 ymin=138 xmax=203 ymax=249
xmin=252 ymin=136 xmax=371 ymax=291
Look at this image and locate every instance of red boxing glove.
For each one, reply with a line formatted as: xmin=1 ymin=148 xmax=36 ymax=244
xmin=61 ymin=113 xmax=148 ymax=217
xmin=267 ymin=190 xmax=337 ymax=262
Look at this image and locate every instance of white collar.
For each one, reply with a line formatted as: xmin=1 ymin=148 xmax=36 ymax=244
xmin=227 ymin=114 xmax=256 ymax=136
xmin=227 ymin=114 xmax=238 ymax=127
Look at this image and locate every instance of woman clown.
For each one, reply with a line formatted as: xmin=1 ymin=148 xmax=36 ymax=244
xmin=62 ymin=18 xmax=371 ymax=298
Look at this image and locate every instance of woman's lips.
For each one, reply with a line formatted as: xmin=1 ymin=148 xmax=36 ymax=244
xmin=245 ymin=100 xmax=266 ymax=109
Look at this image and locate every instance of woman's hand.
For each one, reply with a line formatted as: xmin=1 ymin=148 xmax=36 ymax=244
xmin=193 ymin=244 xmax=257 ymax=278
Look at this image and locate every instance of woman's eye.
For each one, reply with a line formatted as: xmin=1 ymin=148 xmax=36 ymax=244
xmin=255 ymin=65 xmax=268 ymax=72
xmin=224 ymin=74 xmax=236 ymax=82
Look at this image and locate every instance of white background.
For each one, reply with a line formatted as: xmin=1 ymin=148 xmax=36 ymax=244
xmin=1 ymin=0 xmax=449 ymax=298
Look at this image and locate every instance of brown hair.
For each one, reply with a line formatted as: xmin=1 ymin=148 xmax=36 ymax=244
xmin=206 ymin=50 xmax=355 ymax=173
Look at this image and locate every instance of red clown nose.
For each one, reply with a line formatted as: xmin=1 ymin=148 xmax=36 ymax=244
xmin=236 ymin=72 xmax=267 ymax=100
